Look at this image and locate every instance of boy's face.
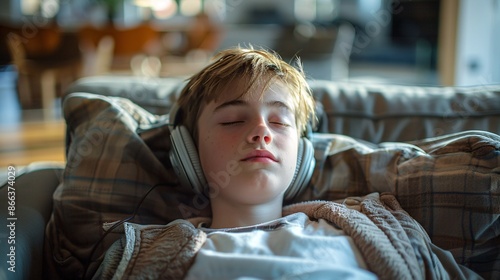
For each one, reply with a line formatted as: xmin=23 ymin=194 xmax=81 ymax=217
xmin=197 ymin=81 xmax=299 ymax=206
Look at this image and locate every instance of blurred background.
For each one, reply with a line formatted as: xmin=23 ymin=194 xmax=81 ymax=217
xmin=1 ymin=0 xmax=499 ymax=167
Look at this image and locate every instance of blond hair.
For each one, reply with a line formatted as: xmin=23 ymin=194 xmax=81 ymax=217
xmin=175 ymin=46 xmax=316 ymax=142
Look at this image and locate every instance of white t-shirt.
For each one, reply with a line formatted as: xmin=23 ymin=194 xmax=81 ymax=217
xmin=185 ymin=212 xmax=376 ymax=279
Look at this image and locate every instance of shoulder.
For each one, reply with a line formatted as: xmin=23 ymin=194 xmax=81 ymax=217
xmin=96 ymin=219 xmax=207 ymax=279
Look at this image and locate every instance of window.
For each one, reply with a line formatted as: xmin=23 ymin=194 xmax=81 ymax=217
xmin=22 ymin=0 xmax=59 ymax=17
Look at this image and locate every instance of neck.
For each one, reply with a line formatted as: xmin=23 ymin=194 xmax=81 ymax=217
xmin=209 ymin=198 xmax=283 ymax=229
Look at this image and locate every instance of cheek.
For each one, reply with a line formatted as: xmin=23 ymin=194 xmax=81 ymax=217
xmin=198 ymin=134 xmax=216 ymax=162
xmin=287 ymin=144 xmax=299 ymax=170
xmin=285 ymin=138 xmax=300 ymax=169
xmin=198 ymin=135 xmax=216 ymax=178
xmin=198 ymin=133 xmax=234 ymax=172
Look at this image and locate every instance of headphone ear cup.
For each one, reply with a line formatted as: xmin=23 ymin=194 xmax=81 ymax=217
xmin=169 ymin=125 xmax=207 ymax=194
xmin=284 ymin=137 xmax=315 ymax=201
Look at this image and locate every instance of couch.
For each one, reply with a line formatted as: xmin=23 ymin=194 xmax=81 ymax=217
xmin=1 ymin=75 xmax=499 ymax=279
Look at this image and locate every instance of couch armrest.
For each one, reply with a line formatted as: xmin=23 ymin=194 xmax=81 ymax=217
xmin=0 ymin=162 xmax=64 ymax=280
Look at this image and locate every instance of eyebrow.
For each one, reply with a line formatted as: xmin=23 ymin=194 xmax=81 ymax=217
xmin=213 ymin=99 xmax=293 ymax=113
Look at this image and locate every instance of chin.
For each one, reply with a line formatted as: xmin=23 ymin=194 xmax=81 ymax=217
xmin=240 ymin=184 xmax=287 ymax=204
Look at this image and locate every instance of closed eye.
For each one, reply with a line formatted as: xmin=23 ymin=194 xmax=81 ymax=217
xmin=270 ymin=121 xmax=291 ymax=127
xmin=220 ymin=121 xmax=244 ymax=126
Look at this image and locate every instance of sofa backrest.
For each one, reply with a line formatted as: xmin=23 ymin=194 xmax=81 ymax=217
xmin=66 ymin=76 xmax=500 ymax=143
xmin=310 ymin=80 xmax=500 ymax=143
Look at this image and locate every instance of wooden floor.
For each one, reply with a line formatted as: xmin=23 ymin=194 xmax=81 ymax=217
xmin=0 ymin=119 xmax=66 ymax=168
xmin=0 ymin=67 xmax=66 ymax=168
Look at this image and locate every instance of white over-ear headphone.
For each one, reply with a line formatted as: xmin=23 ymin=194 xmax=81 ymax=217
xmin=168 ymin=103 xmax=315 ymax=201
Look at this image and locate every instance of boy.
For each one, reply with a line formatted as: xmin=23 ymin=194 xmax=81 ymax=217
xmin=95 ymin=47 xmax=478 ymax=279
xmin=174 ymin=46 xmax=376 ymax=279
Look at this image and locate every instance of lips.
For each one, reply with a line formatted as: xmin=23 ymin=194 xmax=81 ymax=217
xmin=241 ymin=150 xmax=278 ymax=162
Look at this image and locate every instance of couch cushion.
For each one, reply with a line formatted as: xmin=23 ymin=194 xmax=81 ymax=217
xmin=65 ymin=75 xmax=186 ymax=115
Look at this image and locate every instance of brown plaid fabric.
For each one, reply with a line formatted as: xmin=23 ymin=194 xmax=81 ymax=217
xmin=45 ymin=93 xmax=211 ymax=278
xmin=300 ymin=131 xmax=500 ymax=279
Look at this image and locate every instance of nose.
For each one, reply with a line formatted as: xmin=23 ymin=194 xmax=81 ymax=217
xmin=247 ymin=119 xmax=272 ymax=145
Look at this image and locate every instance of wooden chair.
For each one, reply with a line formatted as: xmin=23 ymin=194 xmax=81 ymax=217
xmin=78 ymin=23 xmax=159 ymax=72
xmin=6 ymin=24 xmax=82 ymax=112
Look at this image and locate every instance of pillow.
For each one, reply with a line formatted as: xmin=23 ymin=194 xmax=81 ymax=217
xmin=398 ymin=131 xmax=500 ymax=280
xmin=44 ymin=93 xmax=211 ymax=278
xmin=45 ymin=91 xmax=499 ymax=279
xmin=301 ymin=131 xmax=500 ymax=280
